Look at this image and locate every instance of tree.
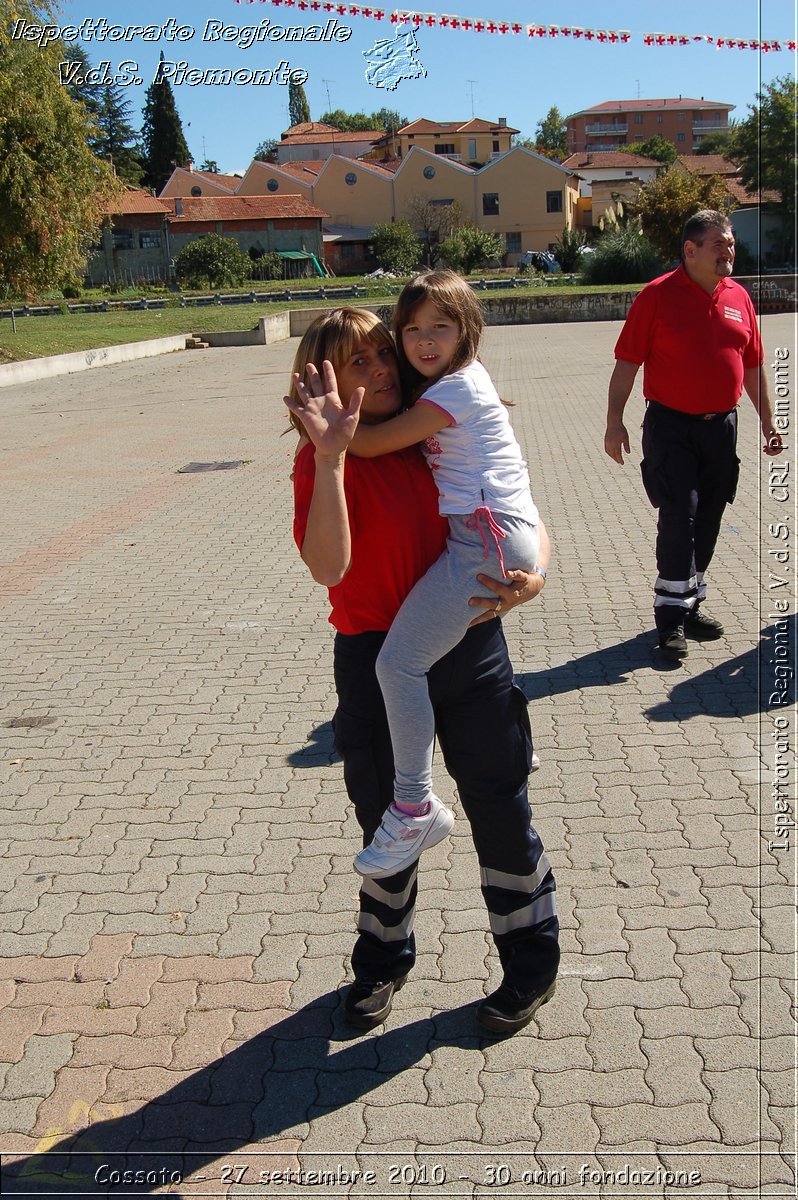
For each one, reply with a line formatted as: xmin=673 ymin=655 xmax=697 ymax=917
xmin=319 ymin=109 xmax=376 ymax=132
xmin=533 ymin=106 xmax=567 ymax=161
xmin=199 ymin=159 xmax=219 ymax=173
xmin=438 ymin=225 xmax=504 ymax=274
xmin=624 ymin=136 xmax=677 ymax=165
xmin=406 ymin=196 xmax=463 ymax=266
xmin=62 ymin=43 xmax=143 ymax=184
xmin=729 ymin=77 xmax=796 ymax=255
xmin=0 ymin=0 xmax=123 ymax=298
xmin=141 ymin=52 xmax=190 ymax=192
xmin=695 ymin=129 xmax=734 ymax=157
xmin=253 ymin=138 xmax=279 ymax=164
xmin=173 ymin=234 xmax=251 ymax=288
xmin=552 ymin=226 xmax=588 ymax=272
xmin=288 ymin=79 xmax=311 ymax=127
xmin=319 ymin=108 xmax=407 ymax=133
xmin=371 ymin=221 xmax=422 ymax=274
xmin=636 ymin=167 xmax=733 ymax=262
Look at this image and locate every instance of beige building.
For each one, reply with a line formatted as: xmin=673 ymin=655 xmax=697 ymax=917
xmin=160 ymin=166 xmax=243 ymax=198
xmin=562 ymin=151 xmax=662 ymax=229
xmin=369 ymin=117 xmax=519 ymax=166
xmin=276 ymin=121 xmax=383 ymax=164
xmin=161 ymin=129 xmax=580 ymax=266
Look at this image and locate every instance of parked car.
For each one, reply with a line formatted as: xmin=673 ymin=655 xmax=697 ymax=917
xmin=518 ymin=251 xmax=562 ymax=274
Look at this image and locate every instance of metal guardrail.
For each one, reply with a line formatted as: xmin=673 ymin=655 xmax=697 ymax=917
xmin=0 ymin=277 xmax=550 ymax=321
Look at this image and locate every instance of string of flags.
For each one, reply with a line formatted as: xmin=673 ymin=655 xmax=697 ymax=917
xmin=232 ymin=1 xmax=797 ymax=51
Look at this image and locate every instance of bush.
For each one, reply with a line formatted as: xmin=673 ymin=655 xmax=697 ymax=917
xmin=62 ymin=284 xmax=81 ymax=299
xmin=438 ymin=225 xmax=504 ymax=274
xmin=250 ymin=251 xmax=283 ymax=281
xmin=552 ymin=227 xmax=587 ymax=272
xmin=581 ymin=225 xmax=662 ymax=285
xmin=174 ymin=234 xmax=251 ymax=289
xmin=372 ymin=221 xmax=423 ymax=274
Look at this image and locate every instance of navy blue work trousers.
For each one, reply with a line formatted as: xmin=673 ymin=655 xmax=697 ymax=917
xmin=332 ymin=620 xmax=560 ymax=998
xmin=641 ymin=401 xmax=740 ymax=632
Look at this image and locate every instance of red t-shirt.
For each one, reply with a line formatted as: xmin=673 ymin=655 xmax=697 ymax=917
xmin=293 ymin=443 xmax=449 ymax=635
xmin=614 ymin=266 xmax=763 ymax=415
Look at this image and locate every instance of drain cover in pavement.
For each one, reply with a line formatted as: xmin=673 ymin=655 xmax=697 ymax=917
xmin=7 ymin=715 xmax=56 ymax=728
xmin=177 ymin=461 xmax=244 ymax=473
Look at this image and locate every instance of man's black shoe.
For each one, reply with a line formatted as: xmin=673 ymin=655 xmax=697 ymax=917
xmin=344 ymin=974 xmax=408 ymax=1029
xmin=658 ymin=625 xmax=688 ymax=660
xmin=684 ymin=607 xmax=724 ymax=639
xmin=476 ymin=979 xmax=556 ymax=1034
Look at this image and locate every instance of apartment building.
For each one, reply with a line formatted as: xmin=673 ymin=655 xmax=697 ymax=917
xmin=566 ymin=98 xmax=734 ymax=154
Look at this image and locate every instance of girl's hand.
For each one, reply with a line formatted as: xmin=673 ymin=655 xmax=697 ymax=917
xmin=467 ymin=569 xmax=545 ymax=627
xmin=283 ymin=360 xmax=364 ymax=462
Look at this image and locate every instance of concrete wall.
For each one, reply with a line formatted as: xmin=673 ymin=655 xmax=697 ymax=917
xmin=0 ymin=335 xmax=187 ymax=389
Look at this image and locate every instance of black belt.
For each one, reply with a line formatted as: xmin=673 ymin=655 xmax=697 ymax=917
xmin=646 ymin=400 xmax=734 ymax=422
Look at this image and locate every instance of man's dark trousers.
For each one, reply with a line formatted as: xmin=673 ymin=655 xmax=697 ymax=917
xmin=641 ymin=401 xmax=739 ymax=633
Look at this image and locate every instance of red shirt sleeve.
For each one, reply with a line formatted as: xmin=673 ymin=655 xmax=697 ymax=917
xmin=292 ymin=442 xmax=316 ymax=552
xmin=741 ymin=290 xmax=764 ymax=368
xmin=614 ymin=283 xmax=657 ymax=365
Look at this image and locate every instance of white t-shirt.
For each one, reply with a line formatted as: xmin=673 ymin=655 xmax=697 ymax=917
xmin=417 ymin=360 xmax=538 ymax=523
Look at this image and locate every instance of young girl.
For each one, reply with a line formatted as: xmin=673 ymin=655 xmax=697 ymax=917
xmin=292 ymin=272 xmax=545 ymax=881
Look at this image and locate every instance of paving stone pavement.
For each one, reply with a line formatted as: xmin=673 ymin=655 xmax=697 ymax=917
xmin=0 ymin=316 xmax=794 ymax=1197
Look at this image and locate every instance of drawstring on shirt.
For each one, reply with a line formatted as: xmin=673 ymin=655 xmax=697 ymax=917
xmin=465 ymin=505 xmax=507 ymax=578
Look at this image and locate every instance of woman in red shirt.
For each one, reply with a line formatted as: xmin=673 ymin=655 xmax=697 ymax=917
xmin=288 ymin=308 xmax=559 ymax=1035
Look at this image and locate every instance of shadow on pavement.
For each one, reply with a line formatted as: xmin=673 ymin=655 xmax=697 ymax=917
xmin=515 ymin=630 xmax=664 ymax=703
xmin=286 ymin=721 xmax=339 ymax=768
xmin=645 ymin=614 xmax=796 ymax=722
xmin=5 ymin=993 xmax=493 ymax=1195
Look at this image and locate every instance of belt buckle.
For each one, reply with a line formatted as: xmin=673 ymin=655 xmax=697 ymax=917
xmin=702 ymin=412 xmax=716 ymax=421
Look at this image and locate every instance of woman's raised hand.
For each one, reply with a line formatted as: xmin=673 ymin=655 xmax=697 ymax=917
xmin=284 ymin=360 xmax=364 ymax=461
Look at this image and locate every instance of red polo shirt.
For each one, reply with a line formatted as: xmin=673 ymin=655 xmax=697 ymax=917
xmin=293 ymin=443 xmax=449 ymax=635
xmin=614 ymin=266 xmax=763 ymax=415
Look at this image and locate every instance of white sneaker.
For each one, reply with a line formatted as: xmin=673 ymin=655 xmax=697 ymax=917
xmin=354 ymin=797 xmax=454 ymax=879
xmin=531 ymin=752 xmax=541 ymax=771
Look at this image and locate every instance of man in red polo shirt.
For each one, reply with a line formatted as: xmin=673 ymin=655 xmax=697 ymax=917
xmin=604 ymin=209 xmax=783 ymax=661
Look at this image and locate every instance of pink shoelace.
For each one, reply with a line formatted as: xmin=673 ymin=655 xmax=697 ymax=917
xmin=465 ymin=506 xmax=507 ymax=579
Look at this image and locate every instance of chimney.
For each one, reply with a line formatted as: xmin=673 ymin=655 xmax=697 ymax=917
xmin=498 ymin=117 xmax=507 ymax=127
xmin=187 ymin=161 xmax=193 ymax=173
xmin=175 ymin=197 xmax=183 ymax=216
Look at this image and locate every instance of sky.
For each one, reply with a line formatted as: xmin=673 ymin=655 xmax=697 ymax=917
xmin=50 ymin=0 xmax=797 ymax=175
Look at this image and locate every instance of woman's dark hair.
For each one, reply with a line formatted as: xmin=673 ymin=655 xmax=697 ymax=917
xmin=393 ymin=270 xmax=484 ymax=395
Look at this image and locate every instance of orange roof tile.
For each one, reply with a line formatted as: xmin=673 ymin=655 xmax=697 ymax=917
xmin=107 ymin=188 xmax=169 ymax=215
xmin=280 ymin=129 xmax=382 ymax=145
xmin=562 ymin=151 xmax=661 ymax=169
xmin=163 ymin=195 xmax=328 ymax=221
xmin=571 ymin=98 xmax=733 ymax=116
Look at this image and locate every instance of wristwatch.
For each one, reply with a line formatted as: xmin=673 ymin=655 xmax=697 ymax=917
xmin=531 ymin=565 xmax=547 ymax=580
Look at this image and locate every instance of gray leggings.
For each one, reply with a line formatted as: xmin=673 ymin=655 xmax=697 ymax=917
xmin=375 ymin=509 xmax=539 ymax=809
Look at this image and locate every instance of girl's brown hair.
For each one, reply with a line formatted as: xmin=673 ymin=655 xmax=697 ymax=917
xmin=392 ymin=270 xmax=484 ymax=395
xmin=285 ymin=307 xmax=395 ymax=435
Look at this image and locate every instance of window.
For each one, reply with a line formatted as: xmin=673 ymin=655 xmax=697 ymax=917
xmin=482 ymin=192 xmax=499 ymax=216
xmin=546 ymin=190 xmax=563 ymax=213
xmin=492 ymin=139 xmax=499 ymax=152
xmin=267 ymin=179 xmax=279 ymax=192
xmin=429 ymin=198 xmax=453 ymax=207
xmin=345 ymin=172 xmax=357 ymax=186
xmin=625 ymin=170 xmax=633 ymax=176
xmin=423 ymin=165 xmax=436 ymax=179
xmin=506 ymin=231 xmax=521 ymax=254
xmin=341 ymin=243 xmax=357 ymax=261
xmin=634 ymin=113 xmax=644 ymax=125
xmin=469 ymin=139 xmax=477 ymax=159
xmin=139 ymin=232 xmax=161 ymax=249
xmin=111 ymin=229 xmax=133 ymax=250
xmin=434 ymin=143 xmax=456 ymax=155
xmin=191 ymin=185 xmax=202 ymax=196
xmin=657 ymin=114 xmax=663 ymax=124
xmin=677 ymin=133 xmax=686 ymax=142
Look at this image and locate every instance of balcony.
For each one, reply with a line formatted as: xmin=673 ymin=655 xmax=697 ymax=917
xmin=692 ymin=122 xmax=728 ymax=133
xmin=585 ymin=122 xmax=628 ymax=134
xmin=436 ymin=152 xmax=462 ymax=162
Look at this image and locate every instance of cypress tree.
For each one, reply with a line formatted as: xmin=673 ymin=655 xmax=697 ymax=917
xmin=288 ymin=80 xmax=311 ymax=127
xmin=142 ymin=52 xmax=191 ymax=192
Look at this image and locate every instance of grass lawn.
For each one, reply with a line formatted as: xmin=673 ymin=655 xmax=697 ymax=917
xmin=0 ymin=280 xmax=644 ymax=364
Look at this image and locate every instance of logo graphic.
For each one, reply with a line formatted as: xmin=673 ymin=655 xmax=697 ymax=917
xmin=363 ymin=26 xmax=426 ymax=90
xmin=723 ymin=306 xmax=743 ymax=323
